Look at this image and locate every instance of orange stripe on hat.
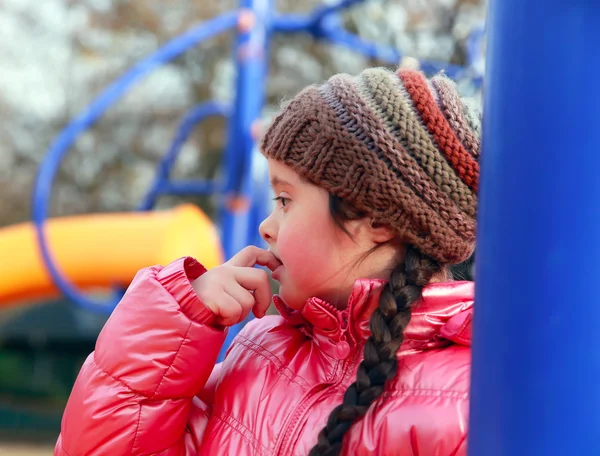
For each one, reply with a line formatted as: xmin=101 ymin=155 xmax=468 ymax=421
xmin=398 ymin=69 xmax=480 ymax=192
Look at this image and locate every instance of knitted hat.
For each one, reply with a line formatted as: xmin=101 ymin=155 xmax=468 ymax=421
xmin=261 ymin=67 xmax=481 ymax=265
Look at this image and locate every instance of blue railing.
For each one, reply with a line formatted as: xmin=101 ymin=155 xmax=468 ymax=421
xmin=32 ymin=0 xmax=484 ymax=358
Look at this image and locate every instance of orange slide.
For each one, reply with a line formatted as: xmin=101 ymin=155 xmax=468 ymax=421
xmin=0 ymin=204 xmax=224 ymax=307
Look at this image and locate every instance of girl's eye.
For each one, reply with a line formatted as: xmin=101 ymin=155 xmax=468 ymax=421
xmin=273 ymin=196 xmax=290 ymax=208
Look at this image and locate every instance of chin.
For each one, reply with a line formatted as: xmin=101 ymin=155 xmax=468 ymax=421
xmin=278 ymin=286 xmax=306 ymax=311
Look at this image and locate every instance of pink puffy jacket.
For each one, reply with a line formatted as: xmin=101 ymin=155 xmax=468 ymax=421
xmin=55 ymin=257 xmax=473 ymax=456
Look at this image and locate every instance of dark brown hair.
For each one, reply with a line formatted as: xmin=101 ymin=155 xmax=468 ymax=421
xmin=308 ymin=195 xmax=441 ymax=456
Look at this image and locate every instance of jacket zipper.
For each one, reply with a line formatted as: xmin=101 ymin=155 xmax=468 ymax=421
xmin=274 ymin=311 xmax=355 ymax=456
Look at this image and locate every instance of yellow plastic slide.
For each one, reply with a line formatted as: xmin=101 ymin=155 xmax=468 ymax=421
xmin=0 ymin=204 xmax=224 ymax=307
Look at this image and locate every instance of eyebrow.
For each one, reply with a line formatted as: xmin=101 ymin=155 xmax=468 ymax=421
xmin=270 ymin=176 xmax=293 ymax=187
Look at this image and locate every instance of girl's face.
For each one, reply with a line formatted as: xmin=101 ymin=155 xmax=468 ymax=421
xmin=259 ymin=159 xmax=400 ymax=310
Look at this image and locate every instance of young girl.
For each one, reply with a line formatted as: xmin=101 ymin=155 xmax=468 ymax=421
xmin=55 ymin=66 xmax=479 ymax=456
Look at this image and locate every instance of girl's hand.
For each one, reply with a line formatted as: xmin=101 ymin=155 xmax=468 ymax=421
xmin=192 ymin=246 xmax=282 ymax=327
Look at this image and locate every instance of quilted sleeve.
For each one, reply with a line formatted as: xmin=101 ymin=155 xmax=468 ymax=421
xmin=55 ymin=257 xmax=226 ymax=456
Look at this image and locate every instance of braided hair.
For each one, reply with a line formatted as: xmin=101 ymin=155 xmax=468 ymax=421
xmin=308 ymin=196 xmax=440 ymax=456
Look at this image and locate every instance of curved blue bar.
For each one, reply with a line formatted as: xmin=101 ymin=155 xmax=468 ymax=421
xmin=311 ymin=0 xmax=366 ymax=21
xmin=273 ymin=12 xmax=481 ymax=86
xmin=33 ymin=13 xmax=239 ymax=313
xmin=139 ymin=101 xmax=230 ymax=211
xmin=33 ymin=1 xmax=485 ymax=366
xmin=470 ymin=0 xmax=600 ymax=454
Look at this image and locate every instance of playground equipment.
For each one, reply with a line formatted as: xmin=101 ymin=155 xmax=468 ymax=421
xmin=16 ymin=0 xmax=484 ymax=360
xmin=0 ymin=205 xmax=222 ymax=308
xmin=471 ymin=0 xmax=600 ymax=454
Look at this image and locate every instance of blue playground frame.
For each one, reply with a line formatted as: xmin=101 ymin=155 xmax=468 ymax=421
xmin=32 ymin=0 xmax=483 ymax=360
xmin=30 ymin=0 xmax=600 ymax=452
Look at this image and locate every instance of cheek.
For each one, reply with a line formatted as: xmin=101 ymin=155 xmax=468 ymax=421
xmin=278 ymin=217 xmax=338 ymax=282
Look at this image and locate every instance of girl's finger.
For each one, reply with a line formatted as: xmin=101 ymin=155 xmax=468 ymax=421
xmin=227 ymin=246 xmax=282 ymax=271
xmin=233 ymin=267 xmax=272 ymax=317
xmin=224 ymin=283 xmax=256 ymax=321
xmin=214 ymin=292 xmax=244 ymax=327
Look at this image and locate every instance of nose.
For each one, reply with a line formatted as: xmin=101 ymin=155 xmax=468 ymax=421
xmin=259 ymin=211 xmax=277 ymax=244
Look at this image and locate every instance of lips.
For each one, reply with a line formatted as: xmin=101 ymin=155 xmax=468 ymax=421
xmin=272 ymin=265 xmax=284 ymax=281
xmin=270 ymin=251 xmax=284 ymax=281
xmin=269 ymin=250 xmax=282 ymax=265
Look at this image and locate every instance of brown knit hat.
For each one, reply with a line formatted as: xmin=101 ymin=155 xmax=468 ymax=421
xmin=261 ymin=67 xmax=481 ymax=265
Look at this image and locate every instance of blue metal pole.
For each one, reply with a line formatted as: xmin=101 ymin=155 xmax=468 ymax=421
xmin=218 ymin=0 xmax=273 ymax=361
xmin=219 ymin=0 xmax=272 ymax=262
xmin=470 ymin=1 xmax=600 ymax=455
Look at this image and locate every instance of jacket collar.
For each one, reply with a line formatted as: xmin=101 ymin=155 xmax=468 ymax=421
xmin=273 ymin=279 xmax=474 ymax=359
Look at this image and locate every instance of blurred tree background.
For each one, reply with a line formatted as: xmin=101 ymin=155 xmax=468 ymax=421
xmin=0 ymin=0 xmax=485 ymax=445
